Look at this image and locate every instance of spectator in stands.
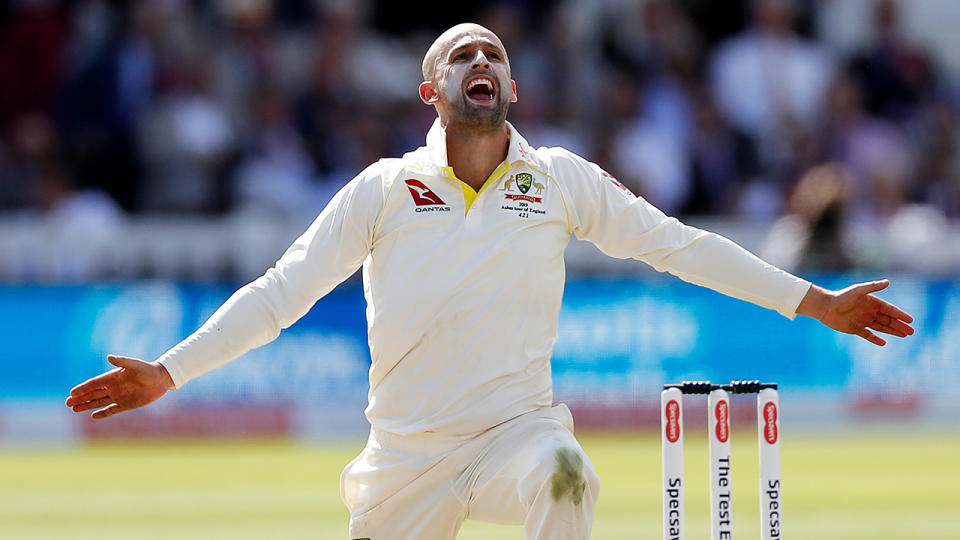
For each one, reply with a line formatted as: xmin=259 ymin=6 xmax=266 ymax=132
xmin=0 ymin=112 xmax=49 ymax=210
xmin=821 ymin=72 xmax=912 ymax=225
xmin=232 ymin=85 xmax=322 ymax=223
xmin=686 ymin=85 xmax=762 ymax=216
xmin=609 ymin=1 xmax=701 ymax=215
xmin=0 ymin=1 xmax=68 ymax=130
xmin=137 ymin=55 xmax=235 ymax=213
xmin=2 ymin=0 xmax=960 ymax=279
xmin=850 ymin=0 xmax=937 ymax=124
xmin=709 ymin=0 xmax=835 ymax=141
xmin=761 ymin=163 xmax=852 ymax=272
xmin=484 ymin=4 xmax=589 ymax=155
xmin=915 ymin=101 xmax=960 ymax=217
xmin=34 ymin=162 xmax=125 ymax=281
xmin=57 ymin=0 xmax=147 ymax=210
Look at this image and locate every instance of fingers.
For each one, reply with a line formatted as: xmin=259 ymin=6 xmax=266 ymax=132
xmin=878 ymin=313 xmax=914 ymax=336
xmin=108 ymin=355 xmax=142 ymax=369
xmin=67 ymin=355 xmax=162 ymax=419
xmin=853 ymin=279 xmax=889 ymax=296
xmin=857 ymin=328 xmax=886 ymax=346
xmin=844 ymin=280 xmax=915 ymax=344
xmin=65 ymin=387 xmax=110 ymax=408
xmin=68 ymin=370 xmax=119 ymax=399
xmin=68 ymin=355 xmax=147 ymax=410
xmin=863 ymin=309 xmax=914 ymax=342
xmin=71 ymin=396 xmax=114 ymax=413
xmin=868 ymin=320 xmax=911 ymax=338
xmin=879 ymin=300 xmax=914 ymax=324
xmin=91 ymin=403 xmax=125 ymax=420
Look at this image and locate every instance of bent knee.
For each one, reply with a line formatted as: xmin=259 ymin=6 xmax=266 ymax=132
xmin=527 ymin=445 xmax=599 ymax=507
xmin=550 ymin=447 xmax=587 ymax=504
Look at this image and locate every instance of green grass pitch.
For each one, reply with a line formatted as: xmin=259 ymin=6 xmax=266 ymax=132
xmin=2 ymin=429 xmax=958 ymax=539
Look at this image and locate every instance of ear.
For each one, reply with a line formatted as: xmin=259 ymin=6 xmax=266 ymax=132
xmin=419 ymin=81 xmax=440 ymax=104
xmin=509 ymin=80 xmax=518 ymax=103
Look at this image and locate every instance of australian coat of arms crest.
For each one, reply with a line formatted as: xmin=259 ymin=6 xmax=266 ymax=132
xmin=515 ymin=172 xmax=533 ymax=194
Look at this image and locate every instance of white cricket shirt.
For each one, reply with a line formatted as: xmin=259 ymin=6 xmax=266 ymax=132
xmin=158 ymin=120 xmax=811 ymax=437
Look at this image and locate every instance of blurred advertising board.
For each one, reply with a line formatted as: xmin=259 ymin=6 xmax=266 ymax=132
xmin=0 ymin=276 xmax=956 ymax=441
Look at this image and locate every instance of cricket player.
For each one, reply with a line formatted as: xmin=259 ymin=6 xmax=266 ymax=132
xmin=66 ymin=24 xmax=914 ymax=540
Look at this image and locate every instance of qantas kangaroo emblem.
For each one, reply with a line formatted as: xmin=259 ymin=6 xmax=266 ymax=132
xmin=405 ymin=179 xmax=446 ymax=206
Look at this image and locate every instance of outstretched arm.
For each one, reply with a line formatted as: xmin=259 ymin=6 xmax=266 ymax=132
xmin=65 ymin=355 xmax=175 ymax=419
xmin=796 ymin=279 xmax=914 ymax=346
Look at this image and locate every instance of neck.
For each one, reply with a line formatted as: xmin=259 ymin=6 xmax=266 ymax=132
xmin=444 ymin=122 xmax=510 ymax=191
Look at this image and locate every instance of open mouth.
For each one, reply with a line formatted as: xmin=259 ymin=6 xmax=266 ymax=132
xmin=465 ymin=76 xmax=496 ymax=104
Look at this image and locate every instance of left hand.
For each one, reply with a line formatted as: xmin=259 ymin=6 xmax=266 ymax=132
xmin=65 ymin=355 xmax=174 ymax=419
xmin=796 ymin=279 xmax=914 ymax=346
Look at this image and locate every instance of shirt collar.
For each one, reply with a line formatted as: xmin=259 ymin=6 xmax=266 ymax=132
xmin=424 ymin=118 xmax=537 ymax=169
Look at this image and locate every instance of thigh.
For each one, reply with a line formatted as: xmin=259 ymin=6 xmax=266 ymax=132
xmin=347 ymin=478 xmax=467 ymax=540
xmin=464 ymin=405 xmax=600 ymax=526
xmin=342 ymin=436 xmax=469 ymax=540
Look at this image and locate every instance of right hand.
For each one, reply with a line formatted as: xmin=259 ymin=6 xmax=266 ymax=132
xmin=795 ymin=280 xmax=914 ymax=346
xmin=65 ymin=355 xmax=175 ymax=419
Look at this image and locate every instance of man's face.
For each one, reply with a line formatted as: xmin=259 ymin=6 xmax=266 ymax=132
xmin=425 ymin=28 xmax=516 ymax=131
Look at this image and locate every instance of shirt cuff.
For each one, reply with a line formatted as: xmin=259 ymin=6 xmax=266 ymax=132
xmin=778 ymin=279 xmax=813 ymax=320
xmin=156 ymin=356 xmax=188 ymax=390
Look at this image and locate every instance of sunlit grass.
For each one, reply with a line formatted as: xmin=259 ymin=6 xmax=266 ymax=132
xmin=1 ymin=430 xmax=957 ymax=539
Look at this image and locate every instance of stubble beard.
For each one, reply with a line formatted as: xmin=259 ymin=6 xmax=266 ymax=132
xmin=445 ymin=92 xmax=511 ymax=133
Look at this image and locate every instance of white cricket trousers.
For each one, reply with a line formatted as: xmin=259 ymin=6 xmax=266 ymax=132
xmin=341 ymin=404 xmax=600 ymax=540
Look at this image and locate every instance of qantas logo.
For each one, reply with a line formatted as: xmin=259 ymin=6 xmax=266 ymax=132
xmin=405 ymin=179 xmax=446 ymax=205
xmin=714 ymin=399 xmax=729 ymax=443
xmin=664 ymin=400 xmax=681 ymax=443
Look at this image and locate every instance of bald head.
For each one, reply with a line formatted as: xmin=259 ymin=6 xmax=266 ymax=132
xmin=422 ymin=23 xmax=510 ymax=82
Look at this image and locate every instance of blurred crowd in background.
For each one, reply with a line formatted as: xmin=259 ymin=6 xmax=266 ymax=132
xmin=2 ymin=0 xmax=960 ymax=280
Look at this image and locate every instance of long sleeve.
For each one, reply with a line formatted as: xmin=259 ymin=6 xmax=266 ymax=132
xmin=553 ymin=149 xmax=811 ymax=319
xmin=157 ymin=163 xmax=387 ymax=388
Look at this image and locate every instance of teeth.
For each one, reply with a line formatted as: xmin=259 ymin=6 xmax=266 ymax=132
xmin=467 ymin=78 xmax=493 ymax=92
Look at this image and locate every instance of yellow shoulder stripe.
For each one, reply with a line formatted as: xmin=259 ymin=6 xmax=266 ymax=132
xmin=444 ymin=161 xmax=512 ymax=216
